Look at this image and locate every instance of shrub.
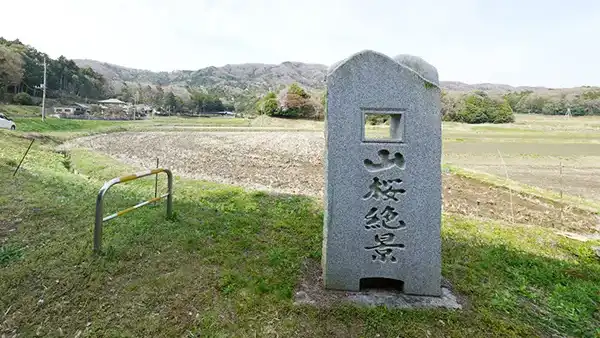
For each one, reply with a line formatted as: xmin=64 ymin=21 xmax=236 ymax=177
xmin=12 ymin=92 xmax=33 ymax=105
xmin=256 ymin=92 xmax=279 ymax=116
xmin=277 ymin=84 xmax=311 ymax=118
xmin=366 ymin=114 xmax=390 ymax=125
xmin=443 ymin=92 xmax=515 ymax=124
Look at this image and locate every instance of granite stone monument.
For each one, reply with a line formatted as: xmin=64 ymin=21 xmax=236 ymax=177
xmin=323 ymin=50 xmax=442 ymax=296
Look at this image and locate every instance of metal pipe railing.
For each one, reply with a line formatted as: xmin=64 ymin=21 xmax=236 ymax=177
xmin=94 ymin=168 xmax=173 ymax=253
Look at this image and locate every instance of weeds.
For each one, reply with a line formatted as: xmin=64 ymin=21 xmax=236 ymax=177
xmin=0 ymin=145 xmax=598 ymax=337
xmin=0 ymin=245 xmax=24 ymax=266
xmin=56 ymin=150 xmax=73 ymax=172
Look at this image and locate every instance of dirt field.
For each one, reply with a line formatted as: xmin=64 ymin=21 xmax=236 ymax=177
xmin=442 ymin=114 xmax=600 ymax=201
xmin=65 ymin=131 xmax=599 ymax=233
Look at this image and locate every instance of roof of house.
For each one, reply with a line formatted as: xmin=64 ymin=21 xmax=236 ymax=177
xmin=74 ymin=103 xmax=90 ymax=109
xmin=98 ymin=98 xmax=126 ymax=104
xmin=133 ymin=104 xmax=153 ymax=109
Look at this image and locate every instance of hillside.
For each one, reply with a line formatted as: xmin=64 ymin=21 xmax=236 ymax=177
xmin=75 ymin=59 xmax=581 ymax=97
xmin=74 ymin=59 xmax=328 ymax=97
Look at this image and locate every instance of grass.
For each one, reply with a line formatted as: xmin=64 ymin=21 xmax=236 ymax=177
xmin=3 ymin=116 xmax=250 ymax=142
xmin=444 ymin=164 xmax=600 ymax=213
xmin=12 ymin=117 xmax=123 ymax=132
xmin=1 ymin=133 xmax=599 ymax=337
xmin=0 ymin=104 xmax=41 ymax=117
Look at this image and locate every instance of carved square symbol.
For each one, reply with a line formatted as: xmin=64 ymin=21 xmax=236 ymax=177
xmin=362 ymin=109 xmax=405 ymax=143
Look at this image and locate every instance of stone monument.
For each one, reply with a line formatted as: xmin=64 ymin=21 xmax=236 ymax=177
xmin=322 ymin=50 xmax=442 ymax=296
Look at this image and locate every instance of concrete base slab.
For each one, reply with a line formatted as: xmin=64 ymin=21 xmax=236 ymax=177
xmin=294 ymin=260 xmax=462 ymax=310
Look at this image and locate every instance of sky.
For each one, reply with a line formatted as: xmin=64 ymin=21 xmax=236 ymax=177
xmin=1 ymin=0 xmax=599 ymax=87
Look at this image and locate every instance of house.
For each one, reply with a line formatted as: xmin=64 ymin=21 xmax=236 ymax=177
xmin=53 ymin=103 xmax=90 ymax=115
xmin=198 ymin=111 xmax=236 ymax=118
xmin=98 ymin=98 xmax=127 ymax=106
xmin=98 ymin=98 xmax=129 ymax=116
xmin=126 ymin=104 xmax=153 ymax=118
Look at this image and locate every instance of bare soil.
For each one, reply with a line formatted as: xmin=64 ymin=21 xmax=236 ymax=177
xmin=65 ymin=131 xmax=600 ymax=233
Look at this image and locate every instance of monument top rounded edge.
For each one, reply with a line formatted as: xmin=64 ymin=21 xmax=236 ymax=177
xmin=327 ymin=50 xmax=439 ymax=88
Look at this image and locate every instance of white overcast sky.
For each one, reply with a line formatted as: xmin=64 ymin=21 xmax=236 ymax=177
xmin=1 ymin=0 xmax=598 ymax=87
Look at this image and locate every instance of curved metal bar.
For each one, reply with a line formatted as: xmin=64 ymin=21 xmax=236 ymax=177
xmin=94 ymin=168 xmax=173 ymax=253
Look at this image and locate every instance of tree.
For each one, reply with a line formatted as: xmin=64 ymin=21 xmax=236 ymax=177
xmin=0 ymin=45 xmax=24 ymax=100
xmin=119 ymin=83 xmax=133 ymax=102
xmin=503 ymin=90 xmax=532 ymax=111
xmin=277 ymin=83 xmax=313 ymax=118
xmin=163 ymin=91 xmax=184 ymax=113
xmin=441 ymin=90 xmax=463 ymax=118
xmin=287 ymin=83 xmax=309 ymax=98
xmin=579 ymin=98 xmax=600 ymax=115
xmin=514 ymin=94 xmax=548 ymax=114
xmin=307 ymin=95 xmax=325 ymax=120
xmin=188 ymin=90 xmax=225 ymax=113
xmin=256 ymin=92 xmax=279 ymax=116
xmin=142 ymin=85 xmax=154 ymax=104
xmin=541 ymin=98 xmax=568 ymax=115
xmin=175 ymin=96 xmax=185 ymax=113
xmin=443 ymin=91 xmax=515 ymax=124
xmin=492 ymin=99 xmax=515 ymax=123
xmin=582 ymin=90 xmax=600 ymax=100
xmin=223 ymin=102 xmax=235 ymax=111
xmin=320 ymin=90 xmax=327 ymax=119
xmin=164 ymin=92 xmax=177 ymax=108
xmin=154 ymin=86 xmax=165 ymax=106
xmin=0 ymin=38 xmax=110 ymax=100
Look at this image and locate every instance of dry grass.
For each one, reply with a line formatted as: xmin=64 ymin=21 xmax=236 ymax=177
xmin=442 ymin=114 xmax=600 ymax=201
xmin=65 ymin=131 xmax=600 ymax=233
xmin=2 ymin=122 xmax=600 ymax=337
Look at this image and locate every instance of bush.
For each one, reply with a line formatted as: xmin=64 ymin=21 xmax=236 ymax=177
xmin=256 ymin=92 xmax=279 ymax=116
xmin=443 ymin=92 xmax=515 ymax=124
xmin=277 ymin=84 xmax=311 ymax=118
xmin=256 ymin=84 xmax=324 ymax=120
xmin=12 ymin=92 xmax=33 ymax=105
xmin=366 ymin=114 xmax=390 ymax=125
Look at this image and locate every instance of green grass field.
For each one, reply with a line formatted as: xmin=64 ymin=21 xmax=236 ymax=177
xmin=0 ymin=104 xmax=41 ymax=117
xmin=1 ymin=112 xmax=600 ymax=336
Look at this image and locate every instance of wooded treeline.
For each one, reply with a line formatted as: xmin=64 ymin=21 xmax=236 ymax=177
xmin=0 ymin=38 xmax=110 ymax=102
xmin=503 ymin=90 xmax=600 ymax=116
xmin=3 ymin=37 xmax=600 ymax=121
xmin=442 ymin=88 xmax=600 ymax=123
xmin=121 ymin=85 xmax=235 ymax=113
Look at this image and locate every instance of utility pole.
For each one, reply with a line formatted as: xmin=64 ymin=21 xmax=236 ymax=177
xmin=41 ymin=57 xmax=47 ymax=121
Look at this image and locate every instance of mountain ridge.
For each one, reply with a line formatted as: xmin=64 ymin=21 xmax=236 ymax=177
xmin=74 ymin=59 xmax=592 ymax=98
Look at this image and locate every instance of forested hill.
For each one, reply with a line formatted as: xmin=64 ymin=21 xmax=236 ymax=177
xmin=0 ymin=38 xmax=110 ymax=102
xmin=2 ymin=37 xmax=600 ymax=117
xmin=76 ymin=58 xmax=557 ymax=95
xmin=73 ymin=59 xmax=329 ymax=97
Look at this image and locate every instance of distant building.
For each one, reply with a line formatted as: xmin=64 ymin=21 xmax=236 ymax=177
xmin=98 ymin=98 xmax=127 ymax=106
xmin=98 ymin=98 xmax=129 ymax=115
xmin=53 ymin=103 xmax=90 ymax=115
xmin=199 ymin=111 xmax=236 ymax=118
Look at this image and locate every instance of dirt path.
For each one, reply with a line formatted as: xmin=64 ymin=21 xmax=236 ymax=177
xmin=65 ymin=131 xmax=599 ymax=233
